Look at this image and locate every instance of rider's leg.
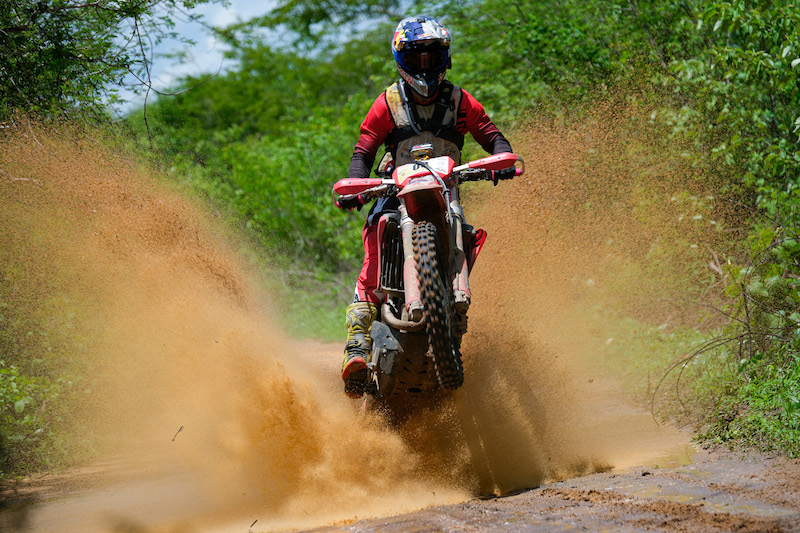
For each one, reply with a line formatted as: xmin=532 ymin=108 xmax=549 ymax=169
xmin=341 ymin=301 xmax=378 ymax=398
xmin=342 ymin=221 xmax=381 ymax=398
xmin=342 ymin=199 xmax=402 ymax=397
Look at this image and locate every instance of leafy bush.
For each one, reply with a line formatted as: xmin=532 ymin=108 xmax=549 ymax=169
xmin=0 ymin=361 xmax=70 ymax=476
xmin=702 ymin=347 xmax=800 ymax=457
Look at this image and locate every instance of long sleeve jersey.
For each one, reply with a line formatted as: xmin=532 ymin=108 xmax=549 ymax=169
xmin=348 ymin=84 xmax=512 ymax=179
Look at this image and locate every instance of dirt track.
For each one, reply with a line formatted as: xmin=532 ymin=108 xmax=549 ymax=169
xmin=302 ymin=450 xmax=799 ymax=532
xmin=3 ymin=446 xmax=800 ymax=532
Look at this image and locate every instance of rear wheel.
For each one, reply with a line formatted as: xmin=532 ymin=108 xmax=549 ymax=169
xmin=413 ymin=221 xmax=464 ymax=390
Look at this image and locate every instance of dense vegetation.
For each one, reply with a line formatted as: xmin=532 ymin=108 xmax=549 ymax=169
xmin=2 ymin=0 xmax=799 ymax=475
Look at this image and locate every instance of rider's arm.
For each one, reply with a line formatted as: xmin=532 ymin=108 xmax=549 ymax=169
xmin=459 ymin=89 xmax=513 ymax=155
xmin=348 ymin=94 xmax=394 ymax=179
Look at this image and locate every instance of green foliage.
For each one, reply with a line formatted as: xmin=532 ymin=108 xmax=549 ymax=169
xmin=702 ymin=347 xmax=800 ymax=457
xmin=661 ymin=1 xmax=800 ymax=205
xmin=132 ymin=40 xmax=386 ymax=273
xmin=440 ymin=0 xmax=694 ymax=119
xmin=0 ymin=361 xmax=70 ymax=476
xmin=125 ymin=37 xmax=396 ymax=333
xmin=0 ymin=207 xmax=95 ymax=478
xmin=616 ymin=0 xmax=800 ymax=454
xmin=0 ymin=0 xmax=223 ymax=119
xmin=695 ymin=205 xmax=800 ymax=454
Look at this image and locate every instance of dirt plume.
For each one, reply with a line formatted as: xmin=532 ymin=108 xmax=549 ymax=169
xmin=445 ymin=97 xmax=717 ymax=493
xmin=0 ymin=101 xmax=707 ymax=531
xmin=0 ymin=124 xmax=464 ymax=531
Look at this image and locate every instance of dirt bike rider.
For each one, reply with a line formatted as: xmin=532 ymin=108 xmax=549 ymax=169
xmin=336 ymin=15 xmax=513 ymax=398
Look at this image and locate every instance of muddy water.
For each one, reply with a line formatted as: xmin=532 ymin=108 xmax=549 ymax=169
xmin=1 ymin=116 xmax=703 ymax=532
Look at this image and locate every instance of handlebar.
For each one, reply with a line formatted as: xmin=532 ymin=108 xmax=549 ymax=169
xmin=334 ymin=154 xmax=524 ymax=207
xmin=333 ymin=182 xmax=397 ymax=209
xmin=458 ymin=166 xmax=522 ymax=186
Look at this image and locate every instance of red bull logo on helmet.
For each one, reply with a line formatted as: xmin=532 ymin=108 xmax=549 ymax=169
xmin=392 ymin=16 xmax=450 ymax=52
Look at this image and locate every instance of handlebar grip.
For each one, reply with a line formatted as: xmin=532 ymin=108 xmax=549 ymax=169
xmin=491 ymin=167 xmax=517 ymax=185
xmin=336 ymin=194 xmax=365 ymax=211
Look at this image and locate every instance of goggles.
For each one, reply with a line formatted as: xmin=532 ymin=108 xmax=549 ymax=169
xmin=397 ymin=49 xmax=449 ymax=74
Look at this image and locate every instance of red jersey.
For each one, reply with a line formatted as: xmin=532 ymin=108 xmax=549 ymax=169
xmin=348 ymin=82 xmax=511 ymax=179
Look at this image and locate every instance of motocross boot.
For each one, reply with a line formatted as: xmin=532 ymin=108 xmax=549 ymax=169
xmin=342 ymin=301 xmax=378 ymax=398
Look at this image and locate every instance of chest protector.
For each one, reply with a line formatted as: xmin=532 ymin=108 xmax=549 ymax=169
xmin=384 ymin=80 xmax=464 ymax=166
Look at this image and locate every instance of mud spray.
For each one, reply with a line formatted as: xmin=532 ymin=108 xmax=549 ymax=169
xmin=0 ymin=107 xmax=707 ymax=531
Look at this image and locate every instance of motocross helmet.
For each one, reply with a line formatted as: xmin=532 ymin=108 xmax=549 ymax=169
xmin=392 ymin=16 xmax=451 ymax=99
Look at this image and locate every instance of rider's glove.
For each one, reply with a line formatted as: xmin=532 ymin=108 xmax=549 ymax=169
xmin=491 ymin=167 xmax=517 ymax=186
xmin=336 ymin=194 xmax=367 ymax=211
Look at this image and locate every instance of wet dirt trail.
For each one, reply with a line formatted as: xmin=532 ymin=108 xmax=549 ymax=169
xmin=309 ymin=450 xmax=800 ymax=532
xmin=2 ymin=116 xmax=798 ymax=532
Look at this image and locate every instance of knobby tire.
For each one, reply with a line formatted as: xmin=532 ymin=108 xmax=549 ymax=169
xmin=413 ymin=221 xmax=464 ymax=390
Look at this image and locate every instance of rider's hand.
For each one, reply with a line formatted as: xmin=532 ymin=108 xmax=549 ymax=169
xmin=491 ymin=167 xmax=517 ymax=186
xmin=336 ymin=194 xmax=366 ymax=211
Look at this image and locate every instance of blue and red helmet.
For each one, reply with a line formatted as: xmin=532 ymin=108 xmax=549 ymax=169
xmin=392 ymin=16 xmax=451 ymax=99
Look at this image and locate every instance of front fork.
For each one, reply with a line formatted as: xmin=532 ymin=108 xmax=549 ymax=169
xmin=398 ymin=203 xmax=424 ymax=322
xmin=398 ymin=195 xmax=471 ymax=335
xmin=449 ymin=192 xmax=471 ymax=337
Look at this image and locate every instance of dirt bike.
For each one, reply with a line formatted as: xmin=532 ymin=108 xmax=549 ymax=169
xmin=333 ymin=145 xmax=524 ymax=412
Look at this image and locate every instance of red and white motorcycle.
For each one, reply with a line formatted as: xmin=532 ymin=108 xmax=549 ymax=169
xmin=333 ymin=145 xmax=523 ymax=410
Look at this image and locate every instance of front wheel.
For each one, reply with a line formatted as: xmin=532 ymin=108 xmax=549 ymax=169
xmin=413 ymin=221 xmax=464 ymax=390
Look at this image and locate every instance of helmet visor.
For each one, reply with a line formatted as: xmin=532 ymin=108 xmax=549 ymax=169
xmin=399 ymin=49 xmax=448 ymax=74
